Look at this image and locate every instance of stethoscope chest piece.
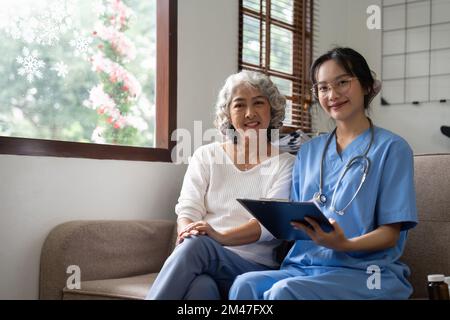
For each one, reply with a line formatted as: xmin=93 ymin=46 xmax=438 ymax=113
xmin=314 ymin=192 xmax=327 ymax=205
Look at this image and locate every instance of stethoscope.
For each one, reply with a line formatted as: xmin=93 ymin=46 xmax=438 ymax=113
xmin=313 ymin=118 xmax=374 ymax=215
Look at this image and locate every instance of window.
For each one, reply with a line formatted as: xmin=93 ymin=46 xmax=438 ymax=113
xmin=0 ymin=0 xmax=177 ymax=161
xmin=239 ymin=0 xmax=313 ymax=132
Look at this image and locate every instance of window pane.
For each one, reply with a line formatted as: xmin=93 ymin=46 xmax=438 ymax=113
xmin=270 ymin=76 xmax=292 ymax=97
xmin=0 ymin=0 xmax=156 ymax=147
xmin=243 ymin=0 xmax=260 ymax=12
xmin=270 ymin=25 xmax=293 ymax=74
xmin=271 ymin=0 xmax=294 ymax=25
xmin=243 ymin=15 xmax=262 ymax=66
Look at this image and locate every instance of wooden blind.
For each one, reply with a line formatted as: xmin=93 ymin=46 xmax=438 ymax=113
xmin=239 ymin=0 xmax=314 ymax=132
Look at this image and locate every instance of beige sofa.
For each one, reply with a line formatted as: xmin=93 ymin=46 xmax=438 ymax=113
xmin=39 ymin=154 xmax=450 ymax=300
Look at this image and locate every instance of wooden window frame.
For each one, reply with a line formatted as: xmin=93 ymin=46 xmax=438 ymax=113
xmin=0 ymin=0 xmax=177 ymax=162
xmin=239 ymin=0 xmax=313 ymax=133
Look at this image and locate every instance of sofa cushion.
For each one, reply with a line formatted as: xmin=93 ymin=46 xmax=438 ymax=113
xmin=402 ymin=221 xmax=450 ymax=299
xmin=401 ymin=154 xmax=450 ymax=299
xmin=62 ymin=273 xmax=157 ymax=300
xmin=40 ymin=220 xmax=176 ymax=300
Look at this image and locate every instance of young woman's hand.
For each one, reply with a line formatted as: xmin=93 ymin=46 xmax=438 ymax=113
xmin=291 ymin=217 xmax=350 ymax=251
xmin=292 ymin=218 xmax=402 ymax=252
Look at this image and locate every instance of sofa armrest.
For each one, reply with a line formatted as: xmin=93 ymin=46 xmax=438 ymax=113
xmin=39 ymin=219 xmax=176 ymax=300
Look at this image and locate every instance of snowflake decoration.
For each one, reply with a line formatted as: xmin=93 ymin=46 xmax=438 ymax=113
xmin=70 ymin=31 xmax=93 ymax=59
xmin=52 ymin=61 xmax=69 ymax=78
xmin=36 ymin=18 xmax=61 ymax=46
xmin=0 ymin=0 xmax=74 ymax=46
xmin=19 ymin=17 xmax=39 ymax=44
xmin=45 ymin=0 xmax=74 ymax=34
xmin=16 ymin=47 xmax=45 ymax=83
xmin=49 ymin=0 xmax=75 ymax=23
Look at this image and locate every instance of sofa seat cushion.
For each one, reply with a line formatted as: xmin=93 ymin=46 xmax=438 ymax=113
xmin=62 ymin=273 xmax=157 ymax=300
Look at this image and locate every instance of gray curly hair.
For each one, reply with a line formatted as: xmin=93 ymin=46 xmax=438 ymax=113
xmin=214 ymin=70 xmax=286 ymax=137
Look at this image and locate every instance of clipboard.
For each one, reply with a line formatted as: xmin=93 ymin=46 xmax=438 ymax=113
xmin=237 ymin=198 xmax=334 ymax=240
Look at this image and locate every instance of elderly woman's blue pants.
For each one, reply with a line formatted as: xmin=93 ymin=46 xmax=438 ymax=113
xmin=145 ymin=236 xmax=269 ymax=300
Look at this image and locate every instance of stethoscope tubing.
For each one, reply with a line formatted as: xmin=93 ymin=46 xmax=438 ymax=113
xmin=315 ymin=118 xmax=374 ymax=215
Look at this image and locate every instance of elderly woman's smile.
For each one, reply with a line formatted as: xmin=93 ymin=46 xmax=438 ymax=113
xmin=244 ymin=121 xmax=261 ymax=128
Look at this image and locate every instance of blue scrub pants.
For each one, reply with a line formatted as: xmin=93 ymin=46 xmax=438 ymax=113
xmin=145 ymin=235 xmax=270 ymax=300
xmin=229 ymin=267 xmax=412 ymax=300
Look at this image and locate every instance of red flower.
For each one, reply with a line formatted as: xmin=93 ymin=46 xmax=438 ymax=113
xmin=97 ymin=106 xmax=106 ymax=114
xmin=107 ymin=117 xmax=114 ymax=124
xmin=97 ymin=106 xmax=106 ymax=115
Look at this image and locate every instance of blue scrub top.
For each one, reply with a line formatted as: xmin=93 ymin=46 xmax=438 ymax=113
xmin=285 ymin=126 xmax=418 ymax=274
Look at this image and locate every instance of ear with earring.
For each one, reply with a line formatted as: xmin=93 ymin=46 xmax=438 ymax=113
xmin=373 ymin=79 xmax=382 ymax=95
xmin=370 ymin=71 xmax=382 ymax=94
xmin=367 ymin=77 xmax=382 ymax=105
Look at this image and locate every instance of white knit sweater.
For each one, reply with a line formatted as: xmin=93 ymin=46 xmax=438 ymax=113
xmin=175 ymin=142 xmax=295 ymax=267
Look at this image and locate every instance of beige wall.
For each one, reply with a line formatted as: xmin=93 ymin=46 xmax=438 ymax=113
xmin=0 ymin=0 xmax=238 ymax=299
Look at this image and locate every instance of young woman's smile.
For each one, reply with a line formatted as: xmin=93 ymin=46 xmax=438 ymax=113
xmin=329 ymin=99 xmax=350 ymax=111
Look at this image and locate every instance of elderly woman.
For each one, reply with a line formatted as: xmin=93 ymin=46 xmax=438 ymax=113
xmin=145 ymin=70 xmax=295 ymax=300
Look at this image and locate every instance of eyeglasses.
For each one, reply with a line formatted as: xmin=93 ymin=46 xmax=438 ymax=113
xmin=311 ymin=77 xmax=355 ymax=99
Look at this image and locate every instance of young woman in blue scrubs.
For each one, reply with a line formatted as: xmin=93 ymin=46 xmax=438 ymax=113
xmin=229 ymin=47 xmax=418 ymax=300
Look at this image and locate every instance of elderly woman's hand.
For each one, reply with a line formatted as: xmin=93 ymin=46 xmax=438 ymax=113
xmin=176 ymin=221 xmax=225 ymax=245
xmin=189 ymin=221 xmax=225 ymax=243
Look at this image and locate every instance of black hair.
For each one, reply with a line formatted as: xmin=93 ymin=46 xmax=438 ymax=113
xmin=310 ymin=47 xmax=376 ymax=109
